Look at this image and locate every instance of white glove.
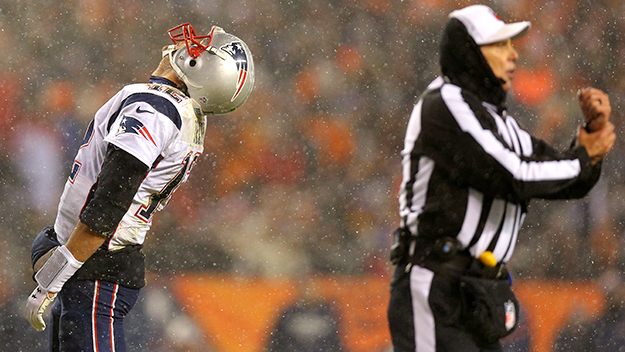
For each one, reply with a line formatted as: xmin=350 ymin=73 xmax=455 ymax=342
xmin=26 ymin=287 xmax=57 ymax=331
xmin=25 ymin=245 xmax=83 ymax=331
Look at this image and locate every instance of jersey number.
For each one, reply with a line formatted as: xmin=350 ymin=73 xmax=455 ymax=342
xmin=67 ymin=120 xmax=95 ymax=182
xmin=135 ymin=152 xmax=200 ymax=222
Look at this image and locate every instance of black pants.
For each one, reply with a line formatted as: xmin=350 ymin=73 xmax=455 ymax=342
xmin=387 ymin=263 xmax=502 ymax=352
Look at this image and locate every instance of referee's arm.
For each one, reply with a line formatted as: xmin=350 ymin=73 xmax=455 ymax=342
xmin=420 ymin=88 xmax=600 ymax=202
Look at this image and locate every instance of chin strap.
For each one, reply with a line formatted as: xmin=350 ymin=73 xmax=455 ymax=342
xmin=166 ymin=48 xmax=202 ymax=90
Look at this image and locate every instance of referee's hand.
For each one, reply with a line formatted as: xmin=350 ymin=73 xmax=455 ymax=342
xmin=577 ymin=121 xmax=616 ymax=165
xmin=578 ymin=87 xmax=611 ymax=132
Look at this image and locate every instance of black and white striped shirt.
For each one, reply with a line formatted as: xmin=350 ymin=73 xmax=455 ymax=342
xmin=399 ymin=77 xmax=600 ymax=263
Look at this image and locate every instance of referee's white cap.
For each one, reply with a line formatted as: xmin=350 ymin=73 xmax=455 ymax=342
xmin=449 ymin=4 xmax=531 ymax=46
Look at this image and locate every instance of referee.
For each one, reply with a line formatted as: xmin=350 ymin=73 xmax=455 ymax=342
xmin=387 ymin=4 xmax=616 ymax=352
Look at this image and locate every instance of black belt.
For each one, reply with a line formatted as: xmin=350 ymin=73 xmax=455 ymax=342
xmin=410 ymin=237 xmax=474 ymax=279
xmin=390 ymin=228 xmax=507 ymax=280
xmin=410 ymin=236 xmax=507 ymax=280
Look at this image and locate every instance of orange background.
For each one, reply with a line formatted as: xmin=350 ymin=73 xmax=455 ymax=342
xmin=170 ymin=275 xmax=605 ymax=352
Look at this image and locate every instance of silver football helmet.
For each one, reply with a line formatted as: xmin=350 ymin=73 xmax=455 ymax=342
xmin=163 ymin=23 xmax=255 ymax=115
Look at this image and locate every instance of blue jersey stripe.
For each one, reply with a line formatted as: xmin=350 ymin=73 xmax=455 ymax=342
xmin=124 ymin=93 xmax=182 ymax=129
xmin=105 ymin=92 xmax=183 ymax=133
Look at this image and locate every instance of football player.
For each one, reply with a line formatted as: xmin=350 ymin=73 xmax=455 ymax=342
xmin=26 ymin=23 xmax=254 ymax=351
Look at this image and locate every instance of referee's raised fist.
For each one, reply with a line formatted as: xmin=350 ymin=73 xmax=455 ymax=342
xmin=578 ymin=87 xmax=611 ymax=132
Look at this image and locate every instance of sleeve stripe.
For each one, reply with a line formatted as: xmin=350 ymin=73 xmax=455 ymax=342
xmin=440 ymin=84 xmax=581 ymax=182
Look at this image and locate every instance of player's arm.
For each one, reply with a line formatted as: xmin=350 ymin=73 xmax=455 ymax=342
xmin=78 ymin=144 xmax=150 ymax=237
xmin=64 ymin=221 xmax=108 ymax=262
xmin=26 ymin=144 xmax=149 ymax=331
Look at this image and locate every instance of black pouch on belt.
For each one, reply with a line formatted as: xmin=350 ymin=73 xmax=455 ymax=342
xmin=459 ymin=261 xmax=520 ymax=343
xmin=389 ymin=227 xmax=411 ymax=265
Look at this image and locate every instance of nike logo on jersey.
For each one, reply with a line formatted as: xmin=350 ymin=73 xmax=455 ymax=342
xmin=220 ymin=42 xmax=249 ymax=102
xmin=136 ymin=106 xmax=154 ymax=114
xmin=116 ymin=116 xmax=158 ymax=147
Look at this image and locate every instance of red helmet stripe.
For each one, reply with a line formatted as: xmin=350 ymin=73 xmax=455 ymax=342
xmin=232 ymin=71 xmax=247 ymax=101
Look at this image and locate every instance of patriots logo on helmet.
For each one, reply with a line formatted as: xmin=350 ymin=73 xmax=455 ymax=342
xmin=116 ymin=116 xmax=158 ymax=147
xmin=220 ymin=42 xmax=249 ymax=102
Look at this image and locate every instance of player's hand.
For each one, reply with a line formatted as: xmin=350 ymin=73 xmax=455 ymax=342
xmin=578 ymin=87 xmax=611 ymax=132
xmin=25 ymin=244 xmax=83 ymax=331
xmin=26 ymin=286 xmax=57 ymax=331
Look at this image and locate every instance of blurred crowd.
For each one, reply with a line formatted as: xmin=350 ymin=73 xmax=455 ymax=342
xmin=1 ymin=0 xmax=625 ymax=324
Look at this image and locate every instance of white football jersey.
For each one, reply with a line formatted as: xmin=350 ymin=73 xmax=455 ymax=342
xmin=54 ymin=79 xmax=206 ymax=250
